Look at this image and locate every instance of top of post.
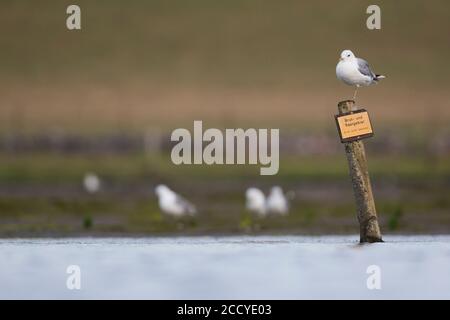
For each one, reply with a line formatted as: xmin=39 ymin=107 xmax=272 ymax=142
xmin=338 ymin=100 xmax=356 ymax=114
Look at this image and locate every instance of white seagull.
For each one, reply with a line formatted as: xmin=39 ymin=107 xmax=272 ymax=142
xmin=336 ymin=49 xmax=385 ymax=100
xmin=266 ymin=186 xmax=289 ymax=215
xmin=245 ymin=188 xmax=267 ymax=217
xmin=83 ymin=173 xmax=101 ymax=194
xmin=155 ymin=184 xmax=197 ymax=218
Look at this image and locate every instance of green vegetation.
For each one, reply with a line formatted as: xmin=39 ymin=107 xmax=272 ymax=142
xmin=83 ymin=215 xmax=93 ymax=230
xmin=1 ymin=153 xmax=449 ymax=184
xmin=1 ymin=0 xmax=449 ymax=87
xmin=0 ymin=152 xmax=449 ymax=236
xmin=388 ymin=205 xmax=403 ymax=231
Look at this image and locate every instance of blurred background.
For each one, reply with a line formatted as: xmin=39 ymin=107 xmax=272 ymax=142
xmin=0 ymin=0 xmax=449 ymax=236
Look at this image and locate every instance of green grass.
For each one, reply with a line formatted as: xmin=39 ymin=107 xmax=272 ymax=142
xmin=1 ymin=0 xmax=449 ymax=87
xmin=1 ymin=195 xmax=448 ymax=236
xmin=0 ymin=153 xmax=449 ymax=183
xmin=0 ymin=152 xmax=449 ymax=236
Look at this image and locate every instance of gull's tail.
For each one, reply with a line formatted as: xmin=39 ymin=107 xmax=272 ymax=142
xmin=374 ymin=74 xmax=386 ymax=81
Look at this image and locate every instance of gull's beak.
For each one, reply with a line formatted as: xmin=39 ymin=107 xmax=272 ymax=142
xmin=339 ymin=57 xmax=343 ymax=61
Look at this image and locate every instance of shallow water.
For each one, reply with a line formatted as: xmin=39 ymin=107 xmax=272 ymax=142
xmin=1 ymin=235 xmax=449 ymax=299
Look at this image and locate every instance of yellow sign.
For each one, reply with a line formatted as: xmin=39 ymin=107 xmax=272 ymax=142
xmin=335 ymin=109 xmax=374 ymax=143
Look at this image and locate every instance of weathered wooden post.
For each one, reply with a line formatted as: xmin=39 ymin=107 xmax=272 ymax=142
xmin=335 ymin=100 xmax=383 ymax=243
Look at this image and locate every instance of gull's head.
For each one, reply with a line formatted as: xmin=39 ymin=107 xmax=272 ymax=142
xmin=155 ymin=184 xmax=171 ymax=197
xmin=246 ymin=188 xmax=264 ymax=201
xmin=339 ymin=50 xmax=355 ymax=61
xmin=270 ymin=186 xmax=284 ymax=196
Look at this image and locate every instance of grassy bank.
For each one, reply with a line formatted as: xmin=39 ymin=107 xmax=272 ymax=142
xmin=0 ymin=152 xmax=449 ymax=237
xmin=0 ymin=153 xmax=449 ymax=183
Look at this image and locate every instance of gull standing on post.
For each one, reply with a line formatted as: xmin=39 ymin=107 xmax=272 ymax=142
xmin=155 ymin=184 xmax=197 ymax=218
xmin=336 ymin=50 xmax=385 ymax=100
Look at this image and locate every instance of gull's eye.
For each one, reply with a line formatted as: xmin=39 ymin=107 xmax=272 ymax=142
xmin=347 ymin=54 xmax=351 ymax=57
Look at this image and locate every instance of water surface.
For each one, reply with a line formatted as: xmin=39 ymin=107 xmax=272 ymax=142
xmin=1 ymin=235 xmax=449 ymax=299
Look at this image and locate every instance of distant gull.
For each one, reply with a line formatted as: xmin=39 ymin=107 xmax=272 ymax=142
xmin=83 ymin=173 xmax=101 ymax=194
xmin=336 ymin=49 xmax=385 ymax=100
xmin=245 ymin=188 xmax=267 ymax=217
xmin=266 ymin=186 xmax=289 ymax=215
xmin=155 ymin=184 xmax=197 ymax=218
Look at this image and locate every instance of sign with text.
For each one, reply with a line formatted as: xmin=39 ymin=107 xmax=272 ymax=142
xmin=335 ymin=109 xmax=374 ymax=143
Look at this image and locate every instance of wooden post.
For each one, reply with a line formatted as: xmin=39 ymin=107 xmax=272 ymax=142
xmin=338 ymin=100 xmax=383 ymax=243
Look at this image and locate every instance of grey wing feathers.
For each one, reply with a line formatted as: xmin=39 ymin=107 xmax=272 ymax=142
xmin=176 ymin=195 xmax=197 ymax=215
xmin=357 ymin=58 xmax=375 ymax=78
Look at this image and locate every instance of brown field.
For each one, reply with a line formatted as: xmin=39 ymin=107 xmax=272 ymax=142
xmin=0 ymin=0 xmax=449 ymax=134
xmin=1 ymin=81 xmax=449 ymax=135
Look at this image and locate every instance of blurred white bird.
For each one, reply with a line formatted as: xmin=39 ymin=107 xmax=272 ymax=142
xmin=83 ymin=173 xmax=101 ymax=194
xmin=336 ymin=49 xmax=385 ymax=100
xmin=266 ymin=186 xmax=289 ymax=215
xmin=245 ymin=188 xmax=267 ymax=217
xmin=155 ymin=184 xmax=196 ymax=218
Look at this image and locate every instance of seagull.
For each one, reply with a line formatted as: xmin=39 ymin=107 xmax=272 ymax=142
xmin=266 ymin=186 xmax=289 ymax=215
xmin=154 ymin=184 xmax=197 ymax=218
xmin=245 ymin=188 xmax=267 ymax=217
xmin=83 ymin=173 xmax=101 ymax=194
xmin=336 ymin=49 xmax=385 ymax=100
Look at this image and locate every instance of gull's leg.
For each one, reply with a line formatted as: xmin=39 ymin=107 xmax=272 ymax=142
xmin=352 ymin=86 xmax=359 ymax=101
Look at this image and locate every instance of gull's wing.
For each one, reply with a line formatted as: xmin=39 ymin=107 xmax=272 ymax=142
xmin=357 ymin=58 xmax=376 ymax=78
xmin=175 ymin=194 xmax=197 ymax=215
